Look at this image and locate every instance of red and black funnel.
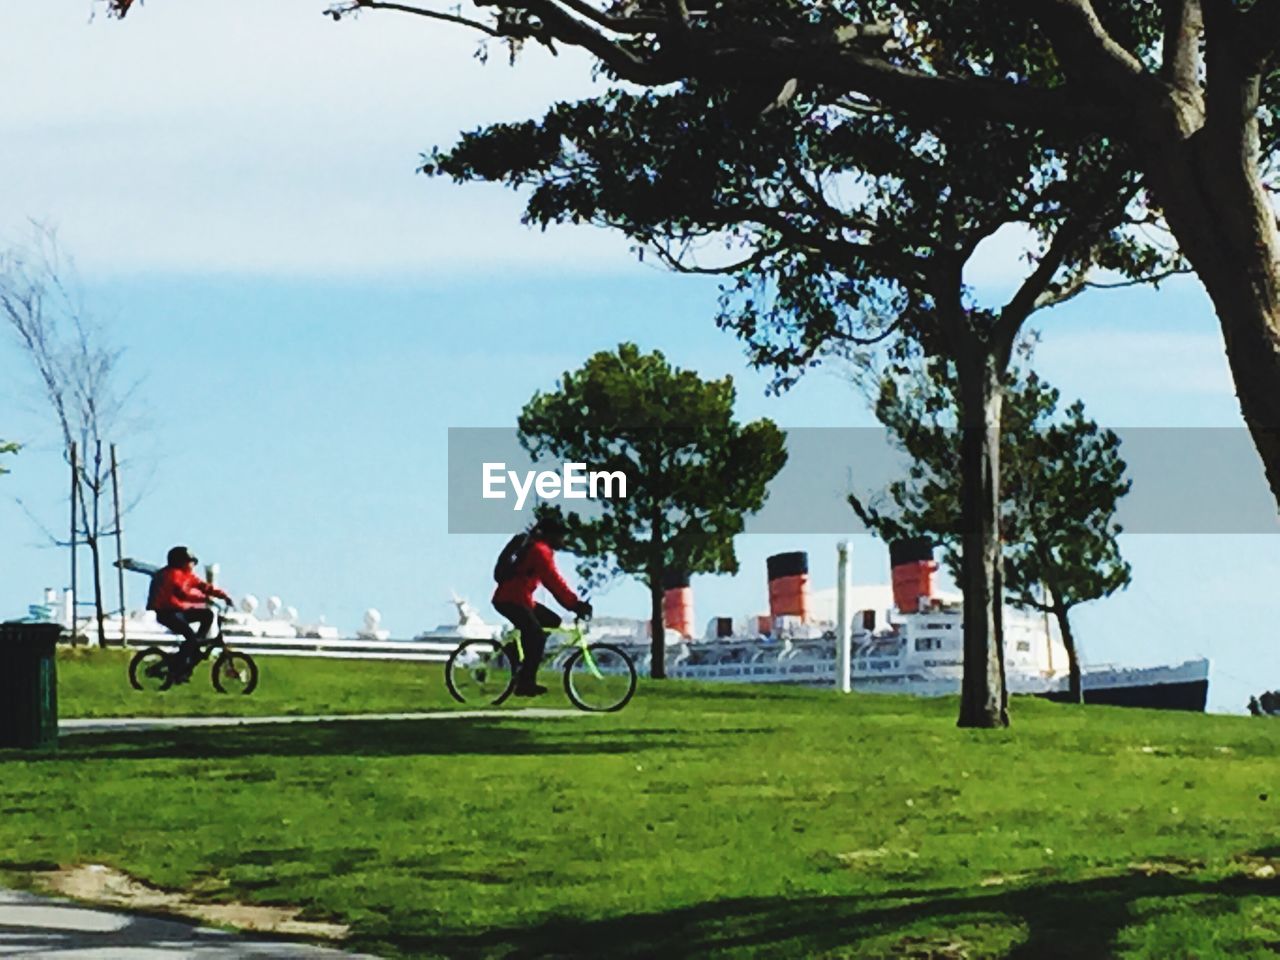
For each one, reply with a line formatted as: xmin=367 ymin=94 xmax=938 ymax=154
xmin=889 ymin=538 xmax=936 ymax=613
xmin=767 ymin=551 xmax=810 ymax=624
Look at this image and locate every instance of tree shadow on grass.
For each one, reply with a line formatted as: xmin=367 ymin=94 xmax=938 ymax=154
xmin=12 ymin=719 xmax=729 ymax=764
xmin=369 ymin=867 xmax=1280 ymax=960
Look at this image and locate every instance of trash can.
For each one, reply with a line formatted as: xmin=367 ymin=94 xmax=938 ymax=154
xmin=0 ymin=621 xmax=61 ymax=750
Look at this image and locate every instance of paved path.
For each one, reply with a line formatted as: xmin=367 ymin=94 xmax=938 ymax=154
xmin=0 ymin=889 xmax=377 ymax=958
xmin=61 ymin=708 xmax=582 ymax=735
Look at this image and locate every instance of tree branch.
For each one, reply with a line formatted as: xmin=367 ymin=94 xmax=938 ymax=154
xmin=330 ymin=0 xmax=1127 ymax=135
xmin=1239 ymin=0 xmax=1280 ymax=67
xmin=827 ymin=316 xmax=906 ymax=348
xmin=553 ymin=0 xmax=669 ymax=34
xmin=645 ymin=239 xmax=776 ymax=275
xmin=1161 ymin=0 xmax=1203 ymax=91
xmin=1201 ymin=0 xmax=1264 ymax=160
xmin=327 ymin=1 xmax=505 ymax=36
xmin=997 ymin=215 xmax=1096 ymax=343
xmin=1031 ymin=0 xmax=1152 ymax=90
xmin=519 ymin=0 xmax=682 ymax=82
xmin=704 ymin=38 xmax=1123 ymax=135
xmin=780 ymin=154 xmax=879 ymax=236
xmin=998 ymin=168 xmax=1140 ymax=338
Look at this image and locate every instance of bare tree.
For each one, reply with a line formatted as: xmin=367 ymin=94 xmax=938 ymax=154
xmin=0 ymin=224 xmax=139 ymax=647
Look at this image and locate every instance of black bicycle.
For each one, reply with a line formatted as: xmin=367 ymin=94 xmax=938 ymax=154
xmin=128 ymin=608 xmax=258 ymax=694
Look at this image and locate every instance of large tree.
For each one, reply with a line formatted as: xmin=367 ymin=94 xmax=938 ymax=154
xmin=852 ymin=357 xmax=1132 ymax=703
xmin=517 ymin=343 xmax=787 ymax=678
xmin=240 ymin=0 xmax=1280 ymax=520
xmin=424 ymin=91 xmax=1161 ymax=725
xmin=104 ymin=0 xmax=1273 ymax=716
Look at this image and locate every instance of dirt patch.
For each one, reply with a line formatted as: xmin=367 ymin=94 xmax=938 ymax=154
xmin=884 ymin=934 xmax=972 ymax=958
xmin=978 ymin=872 xmax=1035 ymax=887
xmin=1126 ymin=858 xmax=1201 ymax=877
xmin=35 ymin=863 xmax=348 ymax=940
xmin=1234 ymin=856 xmax=1279 ymax=880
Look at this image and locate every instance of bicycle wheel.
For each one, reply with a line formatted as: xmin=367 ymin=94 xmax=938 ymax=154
xmin=212 ymin=650 xmax=258 ymax=694
xmin=128 ymin=646 xmax=173 ymax=692
xmin=563 ymin=643 xmax=637 ymax=712
xmin=445 ymin=639 xmax=515 ymax=705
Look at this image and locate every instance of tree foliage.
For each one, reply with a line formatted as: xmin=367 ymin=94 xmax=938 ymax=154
xmin=852 ymin=355 xmax=1131 ymax=700
xmin=419 ymin=36 xmax=1170 ymax=728
xmin=105 ymin=0 xmax=1280 ymax=708
xmin=0 ymin=440 xmax=17 ymax=477
xmin=517 ymin=343 xmax=787 ymax=676
xmin=321 ymin=0 xmax=1279 ymax=515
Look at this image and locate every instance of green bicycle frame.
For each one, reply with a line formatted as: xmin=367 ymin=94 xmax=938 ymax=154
xmin=506 ymin=621 xmax=604 ymax=680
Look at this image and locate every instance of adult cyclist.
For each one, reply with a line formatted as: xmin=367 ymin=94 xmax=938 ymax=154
xmin=147 ymin=545 xmax=233 ymax=683
xmin=493 ymin=516 xmax=591 ymax=697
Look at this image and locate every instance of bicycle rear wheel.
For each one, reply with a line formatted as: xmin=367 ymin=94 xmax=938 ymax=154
xmin=212 ymin=650 xmax=258 ymax=694
xmin=128 ymin=646 xmax=173 ymax=692
xmin=563 ymin=643 xmax=637 ymax=712
xmin=445 ymin=639 xmax=515 ymax=705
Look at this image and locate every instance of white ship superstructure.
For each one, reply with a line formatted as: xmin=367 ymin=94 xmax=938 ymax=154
xmin=25 ymin=543 xmax=1209 ymax=710
xmin=591 ymin=542 xmax=1210 ymax=711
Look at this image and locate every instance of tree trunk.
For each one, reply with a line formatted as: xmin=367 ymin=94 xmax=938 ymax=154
xmin=649 ymin=504 xmax=667 ymax=679
xmin=1142 ymin=64 xmax=1280 ymax=514
xmin=1054 ymin=600 xmax=1083 ymax=704
xmin=955 ymin=349 xmax=1009 ymax=728
xmin=89 ymin=535 xmax=107 ymax=649
xmin=649 ymin=570 xmax=666 ymax=680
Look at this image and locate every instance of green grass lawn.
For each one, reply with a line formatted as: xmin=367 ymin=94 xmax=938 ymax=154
xmin=2 ymin=648 xmax=1278 ymax=958
xmin=55 ymin=646 xmax=454 ymax=718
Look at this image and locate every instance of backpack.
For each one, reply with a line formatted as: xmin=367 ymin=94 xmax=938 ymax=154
xmin=145 ymin=571 xmax=163 ymax=611
xmin=493 ymin=533 xmax=533 ymax=584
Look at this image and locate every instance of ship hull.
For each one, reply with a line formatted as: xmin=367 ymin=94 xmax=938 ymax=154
xmin=1040 ymin=679 xmax=1209 ymax=712
xmin=664 ymin=656 xmax=1212 ymax=713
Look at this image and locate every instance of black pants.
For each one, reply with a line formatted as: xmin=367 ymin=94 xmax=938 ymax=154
xmin=156 ymin=608 xmax=215 ymax=669
xmin=493 ymin=602 xmax=561 ymax=683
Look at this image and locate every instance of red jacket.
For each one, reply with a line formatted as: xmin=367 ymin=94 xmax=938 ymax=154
xmin=492 ymin=539 xmax=580 ymax=610
xmin=148 ymin=566 xmax=229 ymax=611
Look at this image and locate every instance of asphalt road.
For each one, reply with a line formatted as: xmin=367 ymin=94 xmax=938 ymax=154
xmin=0 ymin=888 xmax=378 ymax=959
xmin=60 ymin=707 xmax=583 ymax=734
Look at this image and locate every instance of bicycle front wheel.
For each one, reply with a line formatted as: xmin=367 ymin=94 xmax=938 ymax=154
xmin=212 ymin=650 xmax=258 ymax=694
xmin=445 ymin=639 xmax=515 ymax=705
xmin=563 ymin=643 xmax=637 ymax=712
xmin=128 ymin=646 xmax=173 ymax=692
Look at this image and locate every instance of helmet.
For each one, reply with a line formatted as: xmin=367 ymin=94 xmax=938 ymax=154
xmin=531 ymin=513 xmax=567 ymax=543
xmin=167 ymin=545 xmax=198 ymax=566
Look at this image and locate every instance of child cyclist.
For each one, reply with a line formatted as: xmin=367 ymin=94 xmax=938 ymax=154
xmin=147 ymin=545 xmax=233 ymax=683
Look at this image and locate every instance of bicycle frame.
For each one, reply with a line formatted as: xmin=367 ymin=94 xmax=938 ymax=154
xmin=506 ymin=621 xmax=605 ymax=680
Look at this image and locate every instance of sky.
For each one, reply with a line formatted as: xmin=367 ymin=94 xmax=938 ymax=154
xmin=2 ymin=0 xmax=1276 ymax=714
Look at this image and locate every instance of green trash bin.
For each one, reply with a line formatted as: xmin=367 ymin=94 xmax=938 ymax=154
xmin=0 ymin=621 xmax=61 ymax=750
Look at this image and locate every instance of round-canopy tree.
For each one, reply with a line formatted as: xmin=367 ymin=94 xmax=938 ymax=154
xmin=518 ymin=343 xmax=787 ymax=678
xmin=851 ymin=356 xmax=1132 ymax=703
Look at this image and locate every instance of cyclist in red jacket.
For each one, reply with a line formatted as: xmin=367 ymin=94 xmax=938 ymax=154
xmin=493 ymin=517 xmax=591 ymax=697
xmin=147 ymin=545 xmax=233 ymax=683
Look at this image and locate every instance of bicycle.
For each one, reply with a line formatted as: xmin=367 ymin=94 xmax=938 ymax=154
xmin=445 ymin=617 xmax=637 ymax=712
xmin=127 ymin=604 xmax=259 ymax=695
